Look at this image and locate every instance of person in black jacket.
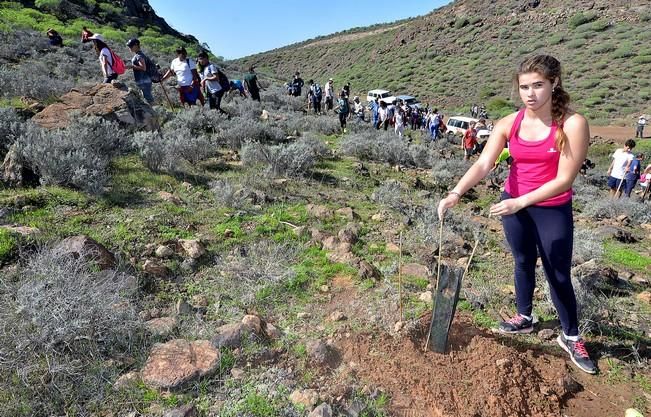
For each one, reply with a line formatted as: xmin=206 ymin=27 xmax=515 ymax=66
xmin=292 ymin=71 xmax=304 ymax=97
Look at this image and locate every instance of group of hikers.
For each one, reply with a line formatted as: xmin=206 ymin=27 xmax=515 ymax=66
xmin=47 ymin=27 xmax=263 ymax=113
xmin=607 ymin=139 xmax=651 ymax=200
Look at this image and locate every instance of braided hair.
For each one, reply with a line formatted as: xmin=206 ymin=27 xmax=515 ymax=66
xmin=514 ymin=55 xmax=571 ymax=153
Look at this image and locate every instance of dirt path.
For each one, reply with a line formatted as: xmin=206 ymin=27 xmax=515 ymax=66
xmin=591 ymin=125 xmax=637 ymax=142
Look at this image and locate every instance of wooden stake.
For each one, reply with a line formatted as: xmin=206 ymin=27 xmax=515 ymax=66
xmin=424 ymin=217 xmax=445 ymax=351
xmin=398 ymin=232 xmax=403 ymax=321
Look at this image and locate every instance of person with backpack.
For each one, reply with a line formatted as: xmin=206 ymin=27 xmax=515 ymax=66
xmin=310 ymin=80 xmax=323 ymax=114
xmin=438 ymin=55 xmax=597 ymax=375
xmin=126 ymin=38 xmax=155 ymax=104
xmin=335 ymin=91 xmax=349 ymax=133
xmin=46 ymin=28 xmax=63 ymax=47
xmin=197 ymin=51 xmax=228 ymax=114
xmin=161 ymin=46 xmax=205 ymax=107
xmin=88 ymin=34 xmax=123 ymax=83
xmin=244 ymin=65 xmax=262 ymax=102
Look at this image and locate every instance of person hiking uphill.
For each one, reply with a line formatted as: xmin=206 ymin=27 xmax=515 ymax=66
xmin=161 ymin=46 xmax=205 ymax=107
xmin=310 ymin=80 xmax=323 ymax=114
xmin=335 ymin=90 xmax=349 ymax=133
xmin=126 ymin=38 xmax=155 ymax=104
xmin=292 ymin=72 xmax=304 ymax=97
xmin=636 ymin=115 xmax=646 ymax=138
xmin=607 ymin=139 xmax=635 ymax=199
xmin=244 ymin=65 xmax=263 ymax=102
xmin=438 ymin=54 xmax=597 ymax=375
xmin=463 ymin=121 xmax=478 ymax=161
xmin=88 ymin=34 xmax=118 ymax=83
xmin=197 ymin=51 xmax=228 ymax=114
xmin=46 ymin=28 xmax=63 ymax=47
xmin=324 ymin=78 xmax=335 ymax=111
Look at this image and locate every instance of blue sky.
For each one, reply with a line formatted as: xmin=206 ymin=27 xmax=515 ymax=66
xmin=149 ymin=1 xmax=451 ymax=60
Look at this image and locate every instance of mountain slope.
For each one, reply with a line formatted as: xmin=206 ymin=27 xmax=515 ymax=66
xmin=235 ymin=0 xmax=651 ymax=123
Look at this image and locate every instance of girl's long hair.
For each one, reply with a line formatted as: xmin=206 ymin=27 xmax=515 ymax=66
xmin=93 ymin=39 xmax=109 ymax=57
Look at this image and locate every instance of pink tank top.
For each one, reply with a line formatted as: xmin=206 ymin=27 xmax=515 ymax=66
xmin=504 ymin=109 xmax=572 ymax=207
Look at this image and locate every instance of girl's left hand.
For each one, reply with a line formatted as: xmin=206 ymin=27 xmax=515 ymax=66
xmin=490 ymin=198 xmax=526 ymax=216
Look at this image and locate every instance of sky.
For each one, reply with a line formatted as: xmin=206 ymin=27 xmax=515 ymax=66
xmin=149 ymin=0 xmax=451 ymax=60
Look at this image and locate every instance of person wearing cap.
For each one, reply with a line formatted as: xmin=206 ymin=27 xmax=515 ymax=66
xmin=125 ymin=38 xmax=154 ymax=104
xmin=324 ymin=78 xmax=335 ymax=111
xmin=161 ymin=46 xmax=205 ymax=107
xmin=46 ymin=28 xmax=63 ymax=47
xmin=244 ymin=65 xmax=262 ymax=101
xmin=636 ymin=115 xmax=646 ymax=138
xmin=197 ymin=51 xmax=227 ymax=114
xmin=88 ymin=34 xmax=117 ymax=83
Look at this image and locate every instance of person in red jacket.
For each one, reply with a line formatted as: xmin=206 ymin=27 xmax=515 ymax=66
xmin=463 ymin=121 xmax=478 ymax=161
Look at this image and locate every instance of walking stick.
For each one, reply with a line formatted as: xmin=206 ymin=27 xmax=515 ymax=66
xmin=159 ymin=82 xmax=175 ymax=110
xmin=398 ymin=232 xmax=404 ymax=322
xmin=615 ymin=177 xmax=625 ymax=197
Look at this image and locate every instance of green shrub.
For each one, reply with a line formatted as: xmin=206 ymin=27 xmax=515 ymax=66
xmin=548 ymin=34 xmax=564 ymax=45
xmin=633 ymin=55 xmax=651 ymax=64
xmin=486 ymin=97 xmax=515 ymax=118
xmin=0 ymin=229 xmax=17 ymax=262
xmin=454 ymin=17 xmax=469 ymax=29
xmin=589 ymin=42 xmax=616 ymax=54
xmin=34 ymin=0 xmax=62 ymax=12
xmin=612 ymin=44 xmax=635 ymax=58
xmin=568 ymin=11 xmax=598 ymax=29
xmin=566 ymin=39 xmax=586 ymax=49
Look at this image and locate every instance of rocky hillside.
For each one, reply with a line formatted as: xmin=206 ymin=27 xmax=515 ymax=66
xmin=1 ymin=0 xmax=202 ymax=55
xmin=235 ymin=0 xmax=651 ymax=123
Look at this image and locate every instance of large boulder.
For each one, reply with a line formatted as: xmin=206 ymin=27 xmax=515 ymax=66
xmin=1 ymin=143 xmax=38 ymax=187
xmin=141 ymin=339 xmax=220 ymax=390
xmin=32 ymin=82 xmax=157 ymax=130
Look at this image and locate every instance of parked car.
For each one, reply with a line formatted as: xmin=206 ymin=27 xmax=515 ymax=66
xmin=446 ymin=116 xmax=490 ymax=139
xmin=395 ymin=95 xmax=421 ymax=109
xmin=366 ymin=89 xmax=392 ymax=104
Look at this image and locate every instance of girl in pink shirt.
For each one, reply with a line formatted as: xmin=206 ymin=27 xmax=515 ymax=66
xmin=437 ymin=55 xmax=596 ymax=374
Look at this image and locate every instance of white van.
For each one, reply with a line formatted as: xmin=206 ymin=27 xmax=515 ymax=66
xmin=366 ymin=89 xmax=392 ymax=104
xmin=445 ymin=116 xmax=490 ymax=139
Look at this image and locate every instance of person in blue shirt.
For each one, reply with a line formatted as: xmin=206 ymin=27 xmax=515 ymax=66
xmin=229 ymin=80 xmax=246 ymax=97
xmin=369 ymin=98 xmax=379 ymax=129
xmin=625 ymin=153 xmax=644 ymax=197
xmin=126 ymin=38 xmax=154 ymax=104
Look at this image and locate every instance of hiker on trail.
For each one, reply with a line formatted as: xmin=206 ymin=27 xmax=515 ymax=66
xmin=438 ymin=55 xmax=598 ymax=375
xmin=395 ymin=106 xmax=405 ymax=138
xmin=639 ymin=164 xmax=651 ymax=199
xmin=335 ymin=91 xmax=349 ymax=133
xmin=81 ymin=27 xmax=94 ymax=43
xmin=342 ymin=83 xmax=351 ymax=99
xmin=229 ymin=79 xmax=246 ymax=97
xmin=197 ymin=51 xmax=228 ymax=114
xmin=88 ymin=34 xmax=118 ymax=83
xmin=636 ymin=115 xmax=646 ymax=138
xmin=607 ymin=139 xmax=635 ymax=198
xmin=325 ymin=78 xmax=335 ymax=111
xmin=479 ymin=104 xmax=488 ymax=119
xmin=377 ymin=101 xmax=390 ymax=130
xmin=46 ymin=28 xmax=63 ymax=47
xmin=161 ymin=46 xmax=205 ymax=107
xmin=369 ymin=97 xmax=380 ymax=128
xmin=428 ymin=109 xmax=441 ymax=141
xmin=292 ymin=72 xmax=304 ymax=97
xmin=471 ymin=103 xmax=478 ymax=118
xmin=463 ymin=121 xmax=478 ymax=161
xmin=353 ymin=96 xmax=365 ymax=122
xmin=310 ymin=80 xmax=323 ymax=114
xmin=624 ymin=153 xmax=644 ymax=198
xmin=244 ymin=65 xmax=262 ymax=102
xmin=126 ymin=38 xmax=155 ymax=104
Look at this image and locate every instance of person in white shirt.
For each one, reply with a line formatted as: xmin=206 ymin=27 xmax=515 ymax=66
xmin=636 ymin=115 xmax=646 ymax=138
xmin=161 ymin=46 xmax=205 ymax=106
xmin=395 ymin=107 xmax=405 ymax=138
xmin=197 ymin=51 xmax=226 ymax=114
xmin=324 ymin=78 xmax=335 ymax=111
xmin=352 ymin=96 xmax=364 ymax=121
xmin=88 ymin=34 xmax=116 ymax=83
xmin=377 ymin=101 xmax=390 ymax=130
xmin=607 ymin=139 xmax=636 ymax=198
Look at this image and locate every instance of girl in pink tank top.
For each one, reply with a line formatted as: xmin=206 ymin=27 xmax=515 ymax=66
xmin=438 ymin=55 xmax=596 ymax=374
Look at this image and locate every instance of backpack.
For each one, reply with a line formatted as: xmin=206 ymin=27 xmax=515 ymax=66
xmin=141 ymin=52 xmax=161 ymax=83
xmin=313 ymin=83 xmax=322 ymax=98
xmin=109 ymin=49 xmax=125 ymax=75
xmin=339 ymin=98 xmax=349 ymax=114
xmin=216 ymin=68 xmax=230 ymax=92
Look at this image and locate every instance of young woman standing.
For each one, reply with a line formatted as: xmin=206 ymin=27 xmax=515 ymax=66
xmin=438 ymin=55 xmax=597 ymax=374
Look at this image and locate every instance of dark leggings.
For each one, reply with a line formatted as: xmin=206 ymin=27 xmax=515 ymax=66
xmin=339 ymin=112 xmax=347 ymax=129
xmin=501 ymin=192 xmax=578 ymax=336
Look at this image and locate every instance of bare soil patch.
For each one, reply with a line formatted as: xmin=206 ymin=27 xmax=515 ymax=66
xmin=300 ymin=24 xmax=406 ymax=49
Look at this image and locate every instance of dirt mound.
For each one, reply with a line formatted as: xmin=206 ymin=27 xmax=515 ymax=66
xmin=336 ymin=316 xmax=574 ymax=417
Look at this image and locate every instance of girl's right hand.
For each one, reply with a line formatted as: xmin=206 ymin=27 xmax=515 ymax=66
xmin=437 ymin=194 xmax=460 ymax=220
